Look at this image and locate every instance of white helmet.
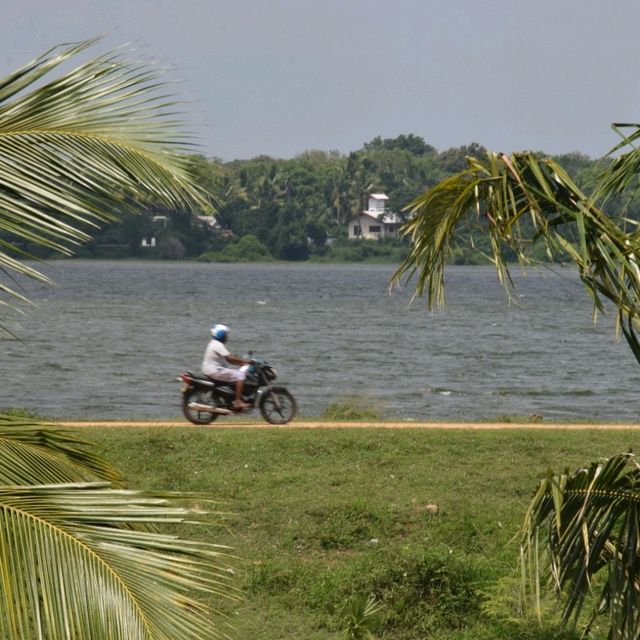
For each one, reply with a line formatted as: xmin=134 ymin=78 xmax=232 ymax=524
xmin=211 ymin=323 xmax=229 ymax=342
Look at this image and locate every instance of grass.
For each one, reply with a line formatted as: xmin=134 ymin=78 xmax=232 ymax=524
xmin=0 ymin=407 xmax=49 ymax=420
xmin=80 ymin=424 xmax=636 ymax=639
xmin=321 ymin=397 xmax=383 ymax=421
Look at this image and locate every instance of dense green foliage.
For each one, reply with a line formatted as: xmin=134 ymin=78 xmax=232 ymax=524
xmin=199 ymin=234 xmax=274 ymax=263
xmin=85 ymin=424 xmax=638 ymax=640
xmin=69 ymin=138 xmax=611 ymax=264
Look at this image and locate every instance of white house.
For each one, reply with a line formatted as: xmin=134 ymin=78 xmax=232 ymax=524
xmin=195 ymin=215 xmax=219 ymax=229
xmin=347 ymin=194 xmax=401 ymax=240
xmin=141 ymin=214 xmax=221 ymax=248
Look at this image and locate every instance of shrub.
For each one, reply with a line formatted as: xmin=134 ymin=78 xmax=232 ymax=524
xmin=320 ymin=239 xmax=408 ymax=263
xmin=199 ymin=234 xmax=273 ymax=262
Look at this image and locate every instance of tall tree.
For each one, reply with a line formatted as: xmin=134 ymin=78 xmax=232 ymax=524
xmin=330 ymin=164 xmax=354 ymax=234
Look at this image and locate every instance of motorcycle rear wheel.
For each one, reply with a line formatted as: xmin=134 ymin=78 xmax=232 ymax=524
xmin=259 ymin=389 xmax=297 ymax=425
xmin=182 ymin=388 xmax=218 ymax=425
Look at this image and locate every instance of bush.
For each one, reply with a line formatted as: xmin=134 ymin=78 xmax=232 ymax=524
xmin=450 ymin=246 xmax=491 ymax=265
xmin=247 ymin=546 xmax=491 ymax=638
xmin=319 ymin=239 xmax=408 ymax=263
xmin=157 ymin=236 xmax=186 ymax=259
xmin=199 ymin=234 xmax=273 ymax=262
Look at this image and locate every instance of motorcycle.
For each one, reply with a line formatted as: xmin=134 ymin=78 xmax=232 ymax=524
xmin=177 ymin=357 xmax=297 ymax=425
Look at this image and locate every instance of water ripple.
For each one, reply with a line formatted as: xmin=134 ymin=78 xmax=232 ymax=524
xmin=1 ymin=262 xmax=635 ymax=421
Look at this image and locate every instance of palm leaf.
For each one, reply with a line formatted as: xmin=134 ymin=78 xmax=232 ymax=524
xmin=392 ymin=151 xmax=640 ymax=366
xmin=0 ymin=41 xmax=239 ymax=639
xmin=0 ymin=416 xmax=240 ymax=639
xmin=0 ymin=39 xmax=208 ymax=335
xmin=521 ymin=453 xmax=640 ymax=639
xmin=0 ymin=483 xmax=238 ymax=640
xmin=0 ymin=413 xmax=122 ymax=485
xmin=596 ymin=123 xmax=640 ymax=199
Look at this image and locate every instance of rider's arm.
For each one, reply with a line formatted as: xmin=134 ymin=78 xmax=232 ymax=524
xmin=225 ymin=354 xmax=250 ymax=366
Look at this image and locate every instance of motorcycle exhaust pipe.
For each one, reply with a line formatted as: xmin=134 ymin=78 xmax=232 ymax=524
xmin=188 ymin=402 xmax=234 ymax=415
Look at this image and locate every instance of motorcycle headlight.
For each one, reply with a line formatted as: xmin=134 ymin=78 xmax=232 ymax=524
xmin=267 ymin=367 xmax=277 ymax=381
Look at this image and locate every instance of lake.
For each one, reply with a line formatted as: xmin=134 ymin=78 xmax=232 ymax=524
xmin=2 ymin=261 xmax=639 ymax=422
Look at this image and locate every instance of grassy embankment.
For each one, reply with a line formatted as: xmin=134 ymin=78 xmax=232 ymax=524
xmin=83 ymin=424 xmax=634 ymax=639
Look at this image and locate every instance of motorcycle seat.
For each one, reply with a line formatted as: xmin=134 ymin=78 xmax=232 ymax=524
xmin=199 ymin=373 xmax=230 ymax=386
xmin=186 ymin=371 xmax=216 ymax=383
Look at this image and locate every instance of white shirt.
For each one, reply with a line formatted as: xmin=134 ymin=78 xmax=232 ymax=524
xmin=202 ymin=339 xmax=231 ymax=376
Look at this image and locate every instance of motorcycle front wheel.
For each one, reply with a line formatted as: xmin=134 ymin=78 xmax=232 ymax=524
xmin=182 ymin=388 xmax=218 ymax=425
xmin=259 ymin=389 xmax=297 ymax=425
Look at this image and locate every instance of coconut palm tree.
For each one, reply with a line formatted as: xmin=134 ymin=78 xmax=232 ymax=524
xmin=521 ymin=452 xmax=640 ymax=639
xmin=0 ymin=39 xmax=239 ymax=639
xmin=392 ymin=127 xmax=640 ymax=364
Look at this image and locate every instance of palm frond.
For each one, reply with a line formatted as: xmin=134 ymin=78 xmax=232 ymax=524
xmin=0 ymin=483 xmax=238 ymax=640
xmin=0 ymin=39 xmax=208 ymax=332
xmin=0 ymin=40 xmax=241 ymax=639
xmin=596 ymin=123 xmax=640 ymax=200
xmin=0 ymin=413 xmax=122 ymax=485
xmin=521 ymin=453 xmax=640 ymax=639
xmin=392 ymin=151 xmax=640 ymax=365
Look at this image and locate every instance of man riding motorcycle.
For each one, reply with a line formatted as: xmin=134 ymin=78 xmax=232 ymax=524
xmin=201 ymin=324 xmax=252 ymax=410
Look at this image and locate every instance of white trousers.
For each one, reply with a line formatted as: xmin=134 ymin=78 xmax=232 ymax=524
xmin=207 ymin=368 xmax=246 ymax=382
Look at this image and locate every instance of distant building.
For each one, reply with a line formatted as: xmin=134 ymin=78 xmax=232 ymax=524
xmin=141 ymin=215 xmax=168 ymax=248
xmin=195 ymin=215 xmax=219 ymax=229
xmin=347 ymin=194 xmax=401 ymax=240
xmin=153 ymin=215 xmax=168 ymax=224
xmin=141 ymin=214 xmax=221 ymax=248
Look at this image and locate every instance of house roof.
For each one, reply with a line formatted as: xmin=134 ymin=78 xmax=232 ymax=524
xmin=369 ymin=193 xmax=389 ymax=200
xmin=196 ymin=215 xmax=218 ymax=227
xmin=356 ymin=211 xmax=402 ymax=224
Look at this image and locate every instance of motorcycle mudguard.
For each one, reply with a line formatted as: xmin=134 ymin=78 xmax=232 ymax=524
xmin=267 ymin=386 xmax=289 ymax=393
xmin=258 ymin=385 xmax=290 ymax=399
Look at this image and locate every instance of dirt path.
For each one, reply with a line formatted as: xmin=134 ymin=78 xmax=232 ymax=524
xmin=57 ymin=420 xmax=640 ymax=430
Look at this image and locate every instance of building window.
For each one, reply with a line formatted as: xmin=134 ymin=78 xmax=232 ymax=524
xmin=369 ymin=225 xmax=381 ymax=233
xmin=353 ymin=225 xmax=361 ymax=236
xmin=388 ymin=225 xmax=395 ymax=233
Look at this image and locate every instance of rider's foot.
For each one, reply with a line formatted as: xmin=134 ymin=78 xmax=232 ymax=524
xmin=233 ymin=401 xmax=250 ymax=411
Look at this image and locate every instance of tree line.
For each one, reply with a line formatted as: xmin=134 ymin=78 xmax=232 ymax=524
xmin=59 ymin=134 xmax=610 ymax=263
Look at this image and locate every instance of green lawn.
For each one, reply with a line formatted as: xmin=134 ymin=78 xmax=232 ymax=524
xmin=83 ymin=425 xmax=637 ymax=639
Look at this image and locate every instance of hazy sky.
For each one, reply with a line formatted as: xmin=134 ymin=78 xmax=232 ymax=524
xmin=3 ymin=0 xmax=640 ymax=160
